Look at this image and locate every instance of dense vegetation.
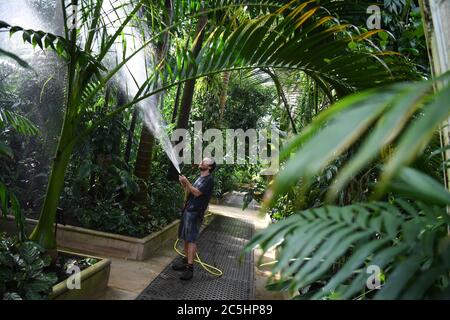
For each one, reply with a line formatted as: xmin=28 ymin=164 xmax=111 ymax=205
xmin=1 ymin=0 xmax=449 ymax=300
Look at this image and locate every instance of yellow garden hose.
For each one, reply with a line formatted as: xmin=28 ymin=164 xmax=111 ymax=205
xmin=173 ymin=237 xmax=223 ymax=277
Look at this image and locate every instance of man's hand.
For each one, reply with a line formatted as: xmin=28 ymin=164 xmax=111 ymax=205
xmin=179 ymin=175 xmax=188 ymax=185
xmin=178 ymin=175 xmax=202 ymax=197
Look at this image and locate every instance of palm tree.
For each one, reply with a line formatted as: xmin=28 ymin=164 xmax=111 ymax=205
xmin=1 ymin=0 xmax=150 ymax=250
xmin=0 ymin=0 xmax=415 ymax=251
xmin=245 ymin=1 xmax=450 ymax=299
xmin=133 ymin=0 xmax=173 ymax=217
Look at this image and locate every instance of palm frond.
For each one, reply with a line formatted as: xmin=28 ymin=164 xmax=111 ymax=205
xmin=246 ymin=198 xmax=450 ymax=299
xmin=266 ymin=72 xmax=450 ymax=208
xmin=0 ymin=109 xmax=40 ymax=137
xmin=0 ymin=182 xmax=26 ymax=242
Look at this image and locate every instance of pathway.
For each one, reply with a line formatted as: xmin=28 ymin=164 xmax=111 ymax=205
xmin=94 ymin=203 xmax=284 ymax=300
xmin=136 ymin=213 xmax=254 ymax=300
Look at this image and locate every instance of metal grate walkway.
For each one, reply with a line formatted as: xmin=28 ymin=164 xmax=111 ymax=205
xmin=136 ymin=214 xmax=255 ymax=300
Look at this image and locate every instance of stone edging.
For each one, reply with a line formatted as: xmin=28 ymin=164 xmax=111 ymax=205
xmin=50 ymin=249 xmax=111 ymax=300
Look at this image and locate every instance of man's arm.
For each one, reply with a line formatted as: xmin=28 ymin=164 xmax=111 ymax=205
xmin=179 ymin=176 xmax=203 ymax=197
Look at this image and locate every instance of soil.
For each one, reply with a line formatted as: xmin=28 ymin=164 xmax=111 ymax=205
xmin=45 ymin=251 xmax=99 ymax=283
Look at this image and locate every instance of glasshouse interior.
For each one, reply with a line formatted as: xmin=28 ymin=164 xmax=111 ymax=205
xmin=0 ymin=0 xmax=450 ymax=301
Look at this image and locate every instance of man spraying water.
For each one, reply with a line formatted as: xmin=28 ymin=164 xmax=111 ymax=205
xmin=172 ymin=157 xmax=216 ymax=280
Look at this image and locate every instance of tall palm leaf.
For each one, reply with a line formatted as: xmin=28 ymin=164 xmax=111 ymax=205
xmin=246 ymin=192 xmax=450 ymax=299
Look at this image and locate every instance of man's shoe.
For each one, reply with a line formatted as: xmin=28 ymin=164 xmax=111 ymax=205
xmin=180 ymin=265 xmax=193 ymax=280
xmin=171 ymin=257 xmax=187 ymax=271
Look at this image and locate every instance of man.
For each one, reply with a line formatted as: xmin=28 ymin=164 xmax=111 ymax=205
xmin=172 ymin=157 xmax=216 ymax=280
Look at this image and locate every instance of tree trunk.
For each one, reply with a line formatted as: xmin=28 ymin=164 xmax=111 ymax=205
xmin=171 ymin=82 xmax=184 ymax=123
xmin=132 ymin=0 xmax=173 ymax=217
xmin=133 ymin=126 xmax=155 ymax=216
xmin=167 ymin=14 xmax=208 ymax=180
xmin=29 ymin=113 xmax=74 ymax=251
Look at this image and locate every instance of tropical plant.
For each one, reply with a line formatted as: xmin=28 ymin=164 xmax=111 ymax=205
xmin=246 ymin=71 xmax=450 ymax=299
xmin=0 ymin=108 xmax=40 ymax=157
xmin=1 ymin=103 xmax=40 ymax=241
xmin=249 ymin=195 xmax=450 ymax=299
xmin=0 ymin=233 xmax=58 ymax=300
xmin=0 ymin=0 xmax=417 ymax=251
xmin=266 ymin=73 xmax=450 ymax=206
xmin=1 ymin=0 xmax=151 ymax=250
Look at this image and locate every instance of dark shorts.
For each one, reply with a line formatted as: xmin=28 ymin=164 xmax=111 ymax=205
xmin=178 ymin=210 xmax=203 ymax=243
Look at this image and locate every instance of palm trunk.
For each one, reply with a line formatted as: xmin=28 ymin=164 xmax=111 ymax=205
xmin=29 ymin=113 xmax=73 ymax=250
xmin=133 ymin=126 xmax=155 ymax=216
xmin=171 ymin=82 xmax=184 ymax=123
xmin=132 ymin=0 xmax=173 ymax=216
xmin=29 ymin=15 xmax=79 ymax=251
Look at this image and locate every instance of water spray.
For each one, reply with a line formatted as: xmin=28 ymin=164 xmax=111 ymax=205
xmin=101 ymin=1 xmax=221 ymax=276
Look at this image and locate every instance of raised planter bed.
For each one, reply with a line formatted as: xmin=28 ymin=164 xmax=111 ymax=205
xmin=50 ymin=250 xmax=111 ymax=300
xmin=1 ymin=211 xmax=215 ymax=261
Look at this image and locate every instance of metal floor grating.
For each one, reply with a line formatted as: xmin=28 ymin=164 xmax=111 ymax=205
xmin=136 ymin=214 xmax=255 ymax=300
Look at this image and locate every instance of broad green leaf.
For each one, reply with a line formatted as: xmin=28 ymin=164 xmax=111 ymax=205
xmin=374 ymin=255 xmax=422 ymax=299
xmin=389 ymin=167 xmax=450 ymax=206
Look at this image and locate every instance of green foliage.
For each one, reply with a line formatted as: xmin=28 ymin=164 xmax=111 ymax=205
xmin=384 ymin=0 xmax=407 ymax=15
xmin=223 ymin=78 xmax=275 ymax=130
xmin=212 ymin=165 xmax=240 ymax=198
xmin=0 ymin=107 xmax=40 ymax=160
xmin=0 ymin=0 xmax=419 ymax=250
xmin=188 ymin=73 xmax=276 ymax=198
xmin=73 ymin=198 xmax=145 ymax=236
xmin=0 ymin=96 xmax=40 ymax=241
xmin=148 ymin=153 xmax=185 ymax=227
xmin=242 ymin=174 xmax=267 ymax=210
xmin=262 ymin=154 xmax=371 ymax=220
xmin=247 ymin=73 xmax=450 ymax=299
xmin=267 ymin=73 xmax=450 ymax=209
xmin=191 ymin=74 xmax=224 ymax=128
xmin=0 ymin=182 xmax=26 ymax=242
xmin=247 ymin=198 xmax=450 ymax=299
xmin=64 ymin=145 xmax=184 ymax=238
xmin=0 ymin=234 xmax=57 ymax=300
xmin=0 ymin=109 xmax=40 ymax=137
xmin=59 ymin=125 xmax=184 ymax=237
xmin=0 ymin=20 xmax=85 ymax=62
xmin=320 ymin=0 xmax=428 ymax=74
